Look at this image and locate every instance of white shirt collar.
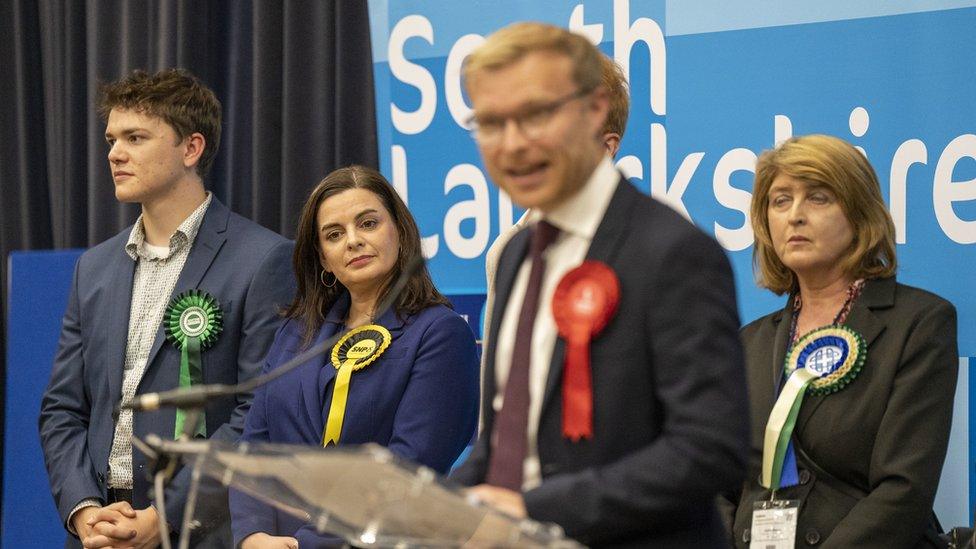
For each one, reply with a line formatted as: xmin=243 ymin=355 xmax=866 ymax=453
xmin=526 ymin=155 xmax=619 ymax=239
xmin=125 ymin=192 xmax=213 ymax=260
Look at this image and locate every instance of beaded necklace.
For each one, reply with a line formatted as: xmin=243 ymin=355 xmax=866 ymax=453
xmin=788 ymin=279 xmax=865 ymax=345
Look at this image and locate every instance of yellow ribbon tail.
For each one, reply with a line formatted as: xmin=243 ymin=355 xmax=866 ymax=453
xmin=322 ymin=361 xmax=356 ymax=446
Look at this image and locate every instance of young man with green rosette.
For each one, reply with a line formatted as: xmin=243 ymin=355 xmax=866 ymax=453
xmin=39 ymin=68 xmax=295 ymax=548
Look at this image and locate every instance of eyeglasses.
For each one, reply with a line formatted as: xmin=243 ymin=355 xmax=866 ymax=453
xmin=465 ymin=88 xmax=591 ymax=145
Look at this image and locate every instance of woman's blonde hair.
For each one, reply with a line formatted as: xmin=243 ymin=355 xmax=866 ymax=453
xmin=751 ymin=134 xmax=897 ymax=295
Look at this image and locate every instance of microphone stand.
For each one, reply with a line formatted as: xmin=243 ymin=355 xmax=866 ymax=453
xmin=130 ymin=435 xmax=173 ymax=549
xmin=122 ymin=255 xmax=423 ymax=545
xmin=176 ymin=410 xmax=203 ymax=549
xmin=136 ymin=410 xmax=203 ymax=549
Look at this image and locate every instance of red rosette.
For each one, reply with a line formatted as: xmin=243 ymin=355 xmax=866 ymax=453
xmin=552 ymin=260 xmax=620 ymax=441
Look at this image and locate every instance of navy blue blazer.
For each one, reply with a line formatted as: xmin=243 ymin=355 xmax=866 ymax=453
xmin=230 ymin=295 xmax=480 ymax=546
xmin=39 ymin=198 xmax=295 ymax=545
xmin=452 ymin=178 xmax=750 ymax=548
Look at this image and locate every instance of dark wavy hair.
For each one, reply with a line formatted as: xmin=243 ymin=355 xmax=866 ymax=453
xmin=98 ymin=68 xmax=222 ymax=178
xmin=286 ymin=165 xmax=449 ymax=344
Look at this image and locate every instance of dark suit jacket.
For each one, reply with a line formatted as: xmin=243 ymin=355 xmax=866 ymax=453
xmin=731 ymin=277 xmax=957 ymax=548
xmin=452 ymin=178 xmax=750 ymax=548
xmin=230 ymin=296 xmax=480 ymax=547
xmin=39 ymin=198 xmax=296 ymax=546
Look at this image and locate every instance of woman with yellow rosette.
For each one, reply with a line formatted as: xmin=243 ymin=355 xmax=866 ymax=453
xmin=231 ymin=166 xmax=480 ymax=549
xmin=728 ymin=135 xmax=958 ymax=548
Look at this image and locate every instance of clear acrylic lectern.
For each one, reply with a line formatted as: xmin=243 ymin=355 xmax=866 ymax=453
xmin=144 ymin=437 xmax=583 ymax=548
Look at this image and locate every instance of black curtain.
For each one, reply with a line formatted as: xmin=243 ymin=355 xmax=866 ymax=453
xmin=0 ymin=0 xmax=378 ymax=500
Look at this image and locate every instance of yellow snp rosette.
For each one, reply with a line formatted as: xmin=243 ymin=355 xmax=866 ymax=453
xmin=761 ymin=325 xmax=866 ymax=491
xmin=322 ymin=324 xmax=392 ymax=447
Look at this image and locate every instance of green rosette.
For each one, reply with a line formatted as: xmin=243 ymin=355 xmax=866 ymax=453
xmin=784 ymin=325 xmax=866 ymax=396
xmin=164 ymin=289 xmax=223 ymax=439
xmin=762 ymin=325 xmax=868 ymax=490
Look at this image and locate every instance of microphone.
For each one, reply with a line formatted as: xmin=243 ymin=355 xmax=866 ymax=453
xmin=116 ymin=255 xmax=424 ymax=416
xmin=121 ymin=384 xmax=232 ymax=412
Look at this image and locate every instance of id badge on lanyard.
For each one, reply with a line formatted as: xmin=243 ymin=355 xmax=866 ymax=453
xmin=750 ymin=499 xmax=800 ymax=549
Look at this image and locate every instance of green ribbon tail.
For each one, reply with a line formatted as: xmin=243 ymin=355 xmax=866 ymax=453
xmin=174 ymin=336 xmax=207 ymax=439
xmin=762 ymin=368 xmax=818 ymax=492
xmin=769 ymin=385 xmax=809 ymax=492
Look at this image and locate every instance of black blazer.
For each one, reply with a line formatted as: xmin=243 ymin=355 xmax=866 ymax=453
xmin=731 ymin=277 xmax=958 ymax=548
xmin=453 ymin=178 xmax=750 ymax=548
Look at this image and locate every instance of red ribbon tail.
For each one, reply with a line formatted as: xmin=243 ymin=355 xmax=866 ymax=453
xmin=563 ymin=338 xmax=593 ymax=440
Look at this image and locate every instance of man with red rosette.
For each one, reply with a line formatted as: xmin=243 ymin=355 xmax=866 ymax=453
xmin=450 ymin=22 xmax=749 ymax=547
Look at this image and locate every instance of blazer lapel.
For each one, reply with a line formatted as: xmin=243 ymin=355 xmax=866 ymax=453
xmin=771 ymin=301 xmax=794 ymax=392
xmin=582 ymin=177 xmax=634 ymax=265
xmin=484 ymin=227 xmax=532 ymax=431
xmin=374 ymin=299 xmax=408 ymax=342
xmin=302 ymin=322 xmax=342 ymax=439
xmin=540 ymin=178 xmax=636 ymax=417
xmin=107 ymin=247 xmax=137 ymax=404
xmin=795 ymin=278 xmax=891 ymax=433
xmin=143 ymin=199 xmax=229 ymax=373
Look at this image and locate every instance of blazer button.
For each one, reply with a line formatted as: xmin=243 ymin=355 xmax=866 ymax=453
xmin=742 ymin=528 xmax=751 ymax=543
xmin=96 ymin=472 xmax=105 ymax=484
xmin=799 ymin=469 xmax=811 ymax=485
xmin=805 ymin=528 xmax=821 ymax=545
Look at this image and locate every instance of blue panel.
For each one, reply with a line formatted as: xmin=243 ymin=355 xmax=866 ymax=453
xmin=3 ymin=250 xmax=83 ymax=547
xmin=446 ymin=294 xmax=487 ymax=341
xmin=666 ymin=8 xmax=976 ymax=352
xmin=370 ymin=3 xmax=976 ymax=351
xmin=666 ymin=0 xmax=976 ymax=36
xmin=938 ymin=357 xmax=971 ymax=527
xmin=369 ymin=0 xmax=976 ymax=524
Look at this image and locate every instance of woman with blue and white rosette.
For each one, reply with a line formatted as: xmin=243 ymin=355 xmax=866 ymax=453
xmin=729 ymin=135 xmax=958 ymax=548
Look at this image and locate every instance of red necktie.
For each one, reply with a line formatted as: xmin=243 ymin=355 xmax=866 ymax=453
xmin=486 ymin=220 xmax=560 ymax=490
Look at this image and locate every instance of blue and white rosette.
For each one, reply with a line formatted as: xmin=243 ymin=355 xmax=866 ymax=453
xmin=761 ymin=325 xmax=867 ymax=490
xmin=784 ymin=326 xmax=866 ymax=396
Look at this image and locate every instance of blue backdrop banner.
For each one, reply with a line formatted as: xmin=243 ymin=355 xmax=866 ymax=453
xmin=367 ymin=0 xmax=976 ymax=526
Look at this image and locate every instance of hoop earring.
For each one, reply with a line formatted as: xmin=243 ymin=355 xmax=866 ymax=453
xmin=320 ymin=269 xmax=337 ymax=288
